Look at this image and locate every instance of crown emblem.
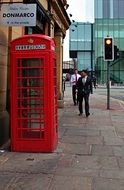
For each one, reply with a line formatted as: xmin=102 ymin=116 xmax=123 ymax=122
xmin=27 ymin=38 xmax=34 ymax=44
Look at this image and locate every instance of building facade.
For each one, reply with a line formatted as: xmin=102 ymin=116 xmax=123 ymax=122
xmin=0 ymin=0 xmax=70 ymax=146
xmin=69 ymin=0 xmax=124 ymax=84
xmin=69 ymin=22 xmax=94 ymax=73
xmin=95 ymin=0 xmax=124 ymax=84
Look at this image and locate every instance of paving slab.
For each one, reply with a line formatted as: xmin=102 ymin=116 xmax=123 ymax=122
xmin=49 ymin=176 xmax=92 ymax=190
xmin=0 ymin=85 xmax=124 ymax=189
xmin=91 ymin=145 xmax=114 ymax=156
xmin=100 ymin=169 xmax=124 ymax=179
xmin=93 ymin=177 xmax=124 ymax=190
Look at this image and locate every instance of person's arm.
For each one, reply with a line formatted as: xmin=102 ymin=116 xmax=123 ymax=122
xmin=90 ymin=78 xmax=93 ymax=94
xmin=76 ymin=77 xmax=80 ymax=90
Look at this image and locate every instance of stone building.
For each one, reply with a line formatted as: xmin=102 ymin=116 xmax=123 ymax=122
xmin=0 ymin=0 xmax=70 ymax=146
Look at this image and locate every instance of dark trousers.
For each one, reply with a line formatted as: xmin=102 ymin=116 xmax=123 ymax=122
xmin=78 ymin=92 xmax=90 ymax=115
xmin=72 ymin=85 xmax=77 ymax=104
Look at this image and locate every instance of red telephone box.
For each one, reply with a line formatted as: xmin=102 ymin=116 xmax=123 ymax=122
xmin=10 ymin=34 xmax=58 ymax=152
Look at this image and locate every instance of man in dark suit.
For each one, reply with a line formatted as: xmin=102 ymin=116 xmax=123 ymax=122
xmin=76 ymin=70 xmax=93 ymax=117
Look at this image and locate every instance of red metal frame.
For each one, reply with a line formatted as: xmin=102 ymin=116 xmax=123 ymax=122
xmin=10 ymin=34 xmax=58 ymax=152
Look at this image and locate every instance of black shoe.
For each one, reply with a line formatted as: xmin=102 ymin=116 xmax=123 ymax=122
xmin=78 ymin=113 xmax=82 ymax=116
xmin=74 ymin=103 xmax=76 ymax=106
xmin=86 ymin=113 xmax=90 ymax=117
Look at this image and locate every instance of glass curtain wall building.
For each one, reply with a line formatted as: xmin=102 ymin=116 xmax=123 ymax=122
xmin=69 ymin=22 xmax=94 ymax=72
xmin=95 ymin=0 xmax=124 ymax=84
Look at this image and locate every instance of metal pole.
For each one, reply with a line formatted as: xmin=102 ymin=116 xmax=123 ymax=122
xmin=107 ymin=61 xmax=110 ymax=109
xmin=91 ymin=23 xmax=93 ymax=78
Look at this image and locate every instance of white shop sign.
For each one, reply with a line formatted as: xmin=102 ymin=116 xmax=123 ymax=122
xmin=0 ymin=3 xmax=36 ymax=26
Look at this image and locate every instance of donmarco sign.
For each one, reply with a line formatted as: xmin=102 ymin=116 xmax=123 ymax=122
xmin=0 ymin=3 xmax=36 ymax=26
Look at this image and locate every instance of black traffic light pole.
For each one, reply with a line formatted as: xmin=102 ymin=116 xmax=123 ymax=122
xmin=107 ymin=61 xmax=110 ymax=109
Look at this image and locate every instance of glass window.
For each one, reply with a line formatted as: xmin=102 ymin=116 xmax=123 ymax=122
xmin=119 ymin=38 xmax=124 ymax=49
xmin=78 ymin=24 xmax=85 ymax=40
xmin=118 ymin=0 xmax=124 ymax=18
xmin=113 ymin=0 xmax=119 ymax=18
xmin=97 ymin=24 xmax=103 ymax=38
xmin=85 ymin=41 xmax=92 ymax=50
xmin=119 ymin=21 xmax=124 ymax=37
xmin=77 ymin=52 xmax=91 ymax=71
xmin=113 ymin=24 xmax=119 ymax=38
xmin=70 ymin=41 xmax=78 ymax=50
xmin=103 ymin=0 xmax=110 ymax=18
xmin=84 ymin=25 xmax=91 ymax=40
xmin=95 ymin=0 xmax=103 ymax=18
xmin=77 ymin=42 xmax=84 ymax=50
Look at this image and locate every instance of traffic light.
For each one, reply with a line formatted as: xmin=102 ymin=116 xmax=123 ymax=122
xmin=114 ymin=45 xmax=119 ymax=60
xmin=104 ymin=37 xmax=114 ymax=61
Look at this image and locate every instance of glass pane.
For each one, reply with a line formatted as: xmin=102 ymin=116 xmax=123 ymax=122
xmin=17 ymin=58 xmax=45 ymax=139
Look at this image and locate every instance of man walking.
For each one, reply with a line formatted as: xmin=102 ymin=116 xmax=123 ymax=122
xmin=70 ymin=69 xmax=81 ymax=105
xmin=76 ymin=70 xmax=93 ymax=117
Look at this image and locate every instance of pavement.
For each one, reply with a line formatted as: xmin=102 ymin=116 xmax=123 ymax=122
xmin=0 ymin=84 xmax=124 ymax=190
